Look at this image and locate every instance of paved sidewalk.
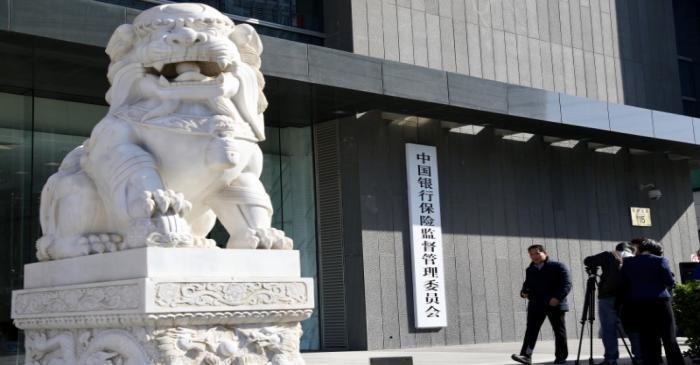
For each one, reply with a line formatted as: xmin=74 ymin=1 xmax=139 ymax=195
xmin=304 ymin=339 xmax=690 ymax=365
xmin=0 ymin=339 xmax=690 ymax=365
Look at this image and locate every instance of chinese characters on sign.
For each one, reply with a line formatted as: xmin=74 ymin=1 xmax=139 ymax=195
xmin=405 ymin=143 xmax=447 ymax=328
xmin=630 ymin=207 xmax=652 ymax=227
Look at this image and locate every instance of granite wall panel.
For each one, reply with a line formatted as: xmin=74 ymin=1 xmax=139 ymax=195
xmin=339 ymin=117 xmax=697 ymax=349
xmin=17 ymin=0 xmax=681 ymax=112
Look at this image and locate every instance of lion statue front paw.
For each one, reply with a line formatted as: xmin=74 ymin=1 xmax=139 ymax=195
xmin=227 ymin=228 xmax=293 ymax=250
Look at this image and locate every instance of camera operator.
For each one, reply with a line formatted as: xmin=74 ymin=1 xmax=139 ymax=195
xmin=583 ymin=242 xmax=635 ymax=365
xmin=621 ymin=238 xmax=685 ymax=365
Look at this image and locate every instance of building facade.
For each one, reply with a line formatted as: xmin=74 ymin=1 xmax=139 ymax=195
xmin=0 ymin=0 xmax=699 ymax=360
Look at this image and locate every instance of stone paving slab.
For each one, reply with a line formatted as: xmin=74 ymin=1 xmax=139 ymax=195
xmin=0 ymin=338 xmax=691 ymax=365
xmin=303 ymin=339 xmax=691 ymax=365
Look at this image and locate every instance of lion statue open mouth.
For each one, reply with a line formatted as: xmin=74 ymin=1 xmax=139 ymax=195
xmin=36 ymin=3 xmax=293 ymax=261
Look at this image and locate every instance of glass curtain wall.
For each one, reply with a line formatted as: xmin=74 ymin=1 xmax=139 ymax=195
xmin=99 ymin=0 xmax=324 ymax=44
xmin=0 ymin=33 xmax=319 ymax=363
xmin=0 ymin=92 xmax=33 ymax=361
xmin=263 ymin=127 xmax=319 ymax=349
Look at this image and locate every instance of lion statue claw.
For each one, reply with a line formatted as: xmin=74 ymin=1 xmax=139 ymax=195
xmin=36 ymin=3 xmax=292 ymax=261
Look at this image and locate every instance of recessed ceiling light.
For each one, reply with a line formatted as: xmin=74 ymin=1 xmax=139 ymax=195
xmin=449 ymin=125 xmax=484 ymax=135
xmin=551 ymin=139 xmax=579 ymax=148
xmin=629 ymin=148 xmax=650 ymax=155
xmin=595 ymin=146 xmax=622 ymax=154
xmin=502 ymin=133 xmax=534 ymax=142
xmin=45 ymin=162 xmax=61 ymax=167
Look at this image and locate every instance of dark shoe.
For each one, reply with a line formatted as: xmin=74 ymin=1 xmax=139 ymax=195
xmin=553 ymin=358 xmax=567 ymax=364
xmin=511 ymin=354 xmax=532 ymax=365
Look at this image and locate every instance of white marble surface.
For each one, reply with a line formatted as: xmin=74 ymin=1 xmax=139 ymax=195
xmin=13 ymin=277 xmax=314 ymax=320
xmin=35 ymin=1 xmax=292 ymax=262
xmin=14 ymin=254 xmax=313 ymax=364
xmin=24 ymin=247 xmax=301 ymax=289
xmin=14 ymin=4 xmax=314 ymax=364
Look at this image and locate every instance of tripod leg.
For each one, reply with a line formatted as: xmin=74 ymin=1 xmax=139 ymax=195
xmin=588 ymin=288 xmax=596 ymax=365
xmin=575 ymin=318 xmax=587 ymax=365
xmin=576 ymin=276 xmax=597 ymax=365
xmin=589 ymin=318 xmax=594 ymax=365
xmin=617 ymin=324 xmax=638 ymax=365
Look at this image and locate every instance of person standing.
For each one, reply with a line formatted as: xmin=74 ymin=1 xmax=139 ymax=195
xmin=692 ymin=262 xmax=700 ymax=280
xmin=620 ymin=239 xmax=686 ymax=365
xmin=583 ymin=242 xmax=635 ymax=365
xmin=511 ymin=245 xmax=572 ymax=365
xmin=688 ymin=247 xmax=700 ymax=280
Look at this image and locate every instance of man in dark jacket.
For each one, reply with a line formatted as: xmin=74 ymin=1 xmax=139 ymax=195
xmin=583 ymin=242 xmax=635 ymax=365
xmin=621 ymin=239 xmax=685 ymax=365
xmin=511 ymin=245 xmax=572 ymax=365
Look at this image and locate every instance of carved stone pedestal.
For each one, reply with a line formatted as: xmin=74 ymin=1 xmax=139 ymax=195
xmin=12 ymin=248 xmax=314 ymax=365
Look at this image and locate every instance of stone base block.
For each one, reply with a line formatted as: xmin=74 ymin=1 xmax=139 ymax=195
xmin=13 ymin=249 xmax=314 ymax=365
xmin=23 ymin=247 xmax=301 ymax=289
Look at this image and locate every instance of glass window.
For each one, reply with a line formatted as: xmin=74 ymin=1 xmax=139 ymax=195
xmin=220 ymin=0 xmax=323 ymax=32
xmin=679 ymin=59 xmax=697 ymax=98
xmin=682 ymin=99 xmax=698 ymax=117
xmin=0 ymin=92 xmax=33 ymax=360
xmin=0 ymin=94 xmax=106 ymax=361
xmin=97 ymin=0 xmax=325 ymax=44
xmin=279 ymin=126 xmax=319 ymax=349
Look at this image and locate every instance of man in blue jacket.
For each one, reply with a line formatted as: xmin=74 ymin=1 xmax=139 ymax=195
xmin=620 ymin=239 xmax=685 ymax=365
xmin=512 ymin=244 xmax=572 ymax=365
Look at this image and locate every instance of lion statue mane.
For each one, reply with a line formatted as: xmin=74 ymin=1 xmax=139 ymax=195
xmin=36 ymin=3 xmax=293 ymax=261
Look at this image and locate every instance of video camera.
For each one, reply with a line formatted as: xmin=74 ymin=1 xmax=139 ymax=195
xmin=584 ymin=265 xmax=599 ymax=277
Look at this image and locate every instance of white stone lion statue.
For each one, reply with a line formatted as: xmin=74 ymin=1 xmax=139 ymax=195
xmin=36 ymin=3 xmax=293 ymax=261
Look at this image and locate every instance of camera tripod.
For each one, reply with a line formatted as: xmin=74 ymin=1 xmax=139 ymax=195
xmin=575 ymin=269 xmax=637 ymax=365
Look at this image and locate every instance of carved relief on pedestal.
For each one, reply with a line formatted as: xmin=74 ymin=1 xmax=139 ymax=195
xmin=156 ymin=323 xmax=305 ymax=365
xmin=25 ymin=328 xmax=148 ymax=365
xmin=24 ymin=323 xmax=304 ymax=365
xmin=14 ymin=285 xmax=140 ymax=316
xmin=155 ymin=282 xmax=307 ymax=308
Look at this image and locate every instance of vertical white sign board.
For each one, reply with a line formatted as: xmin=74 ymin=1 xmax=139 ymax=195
xmin=405 ymin=143 xmax=447 ymax=328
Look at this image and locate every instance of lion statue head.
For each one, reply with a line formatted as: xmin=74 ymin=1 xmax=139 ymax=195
xmin=104 ymin=3 xmax=267 ymax=140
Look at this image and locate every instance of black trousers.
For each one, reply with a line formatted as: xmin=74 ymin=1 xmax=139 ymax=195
xmin=519 ymin=306 xmax=568 ymax=360
xmin=629 ymin=298 xmax=685 ymax=365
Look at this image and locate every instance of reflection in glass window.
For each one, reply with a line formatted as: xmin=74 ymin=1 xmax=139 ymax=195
xmin=173 ymin=0 xmax=323 ymax=31
xmin=98 ymin=0 xmax=324 ymax=32
xmin=679 ymin=59 xmax=697 ymax=98
xmin=278 ymin=127 xmax=319 ymax=349
xmin=0 ymin=92 xmax=33 ymax=360
xmin=683 ymin=99 xmax=698 ymax=118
